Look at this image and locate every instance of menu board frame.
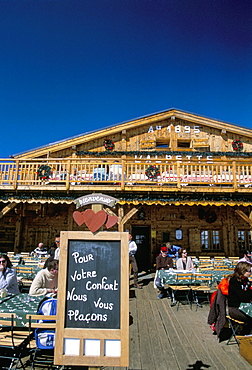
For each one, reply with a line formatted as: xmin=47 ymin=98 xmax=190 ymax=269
xmin=54 ymin=231 xmax=129 ymax=367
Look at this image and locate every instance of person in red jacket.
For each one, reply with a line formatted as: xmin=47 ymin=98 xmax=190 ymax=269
xmin=208 ymin=276 xmax=230 ymax=337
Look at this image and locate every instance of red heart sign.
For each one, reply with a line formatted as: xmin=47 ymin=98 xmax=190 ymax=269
xmin=73 ymin=211 xmax=85 ymax=226
xmin=83 ymin=209 xmax=107 ymax=233
xmin=106 ymin=214 xmax=118 ymax=229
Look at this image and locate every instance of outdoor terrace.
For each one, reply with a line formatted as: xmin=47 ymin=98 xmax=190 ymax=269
xmin=0 ymin=157 xmax=252 ymax=193
xmin=20 ymin=272 xmax=252 ymax=370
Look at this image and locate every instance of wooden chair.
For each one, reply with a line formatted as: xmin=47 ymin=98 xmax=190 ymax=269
xmin=227 ymin=257 xmax=239 ymax=266
xmin=0 ymin=312 xmax=31 ymax=370
xmin=213 ymin=260 xmax=225 ymax=267
xmin=7 ymin=252 xmax=15 ymax=257
xmin=15 ymin=266 xmax=35 ymax=292
xmin=213 ymin=265 xmax=229 ymax=270
xmin=198 ymin=256 xmax=211 ymax=260
xmin=15 ymin=266 xmax=34 ymax=274
xmin=226 ymin=315 xmax=245 ymax=345
xmin=170 ymin=274 xmax=192 ymax=310
xmin=199 ymin=263 xmax=213 ymax=269
xmin=191 ymin=274 xmax=212 ymax=309
xmin=26 ymin=314 xmax=57 ymax=370
xmin=20 ymin=252 xmax=30 ymax=257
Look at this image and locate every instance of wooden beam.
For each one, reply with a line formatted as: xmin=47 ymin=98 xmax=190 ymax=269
xmin=0 ymin=203 xmax=17 ymax=219
xmin=121 ymin=208 xmax=138 ymax=225
xmin=118 ymin=206 xmax=124 ymax=232
xmin=104 ymin=207 xmax=117 ymax=217
xmin=235 ymin=209 xmax=252 ymax=227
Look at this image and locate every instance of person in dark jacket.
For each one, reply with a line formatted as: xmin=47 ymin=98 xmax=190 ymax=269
xmin=155 ymin=247 xmax=173 ymax=300
xmin=156 ymin=247 xmax=174 ymax=271
xmin=208 ymin=277 xmax=229 ymax=337
xmin=228 ymin=261 xmax=252 ymax=335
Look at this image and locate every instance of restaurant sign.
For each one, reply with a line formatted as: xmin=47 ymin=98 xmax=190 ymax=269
xmin=74 ymin=193 xmax=118 ymax=209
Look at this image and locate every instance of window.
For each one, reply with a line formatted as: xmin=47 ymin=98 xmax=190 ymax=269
xmin=194 ymin=146 xmax=210 ymax=152
xmin=156 ymin=140 xmax=170 ymax=149
xmin=162 ymin=232 xmax=170 ymax=242
xmin=237 ymin=230 xmax=252 ymax=251
xmin=177 ymin=140 xmax=191 ymax=148
xmin=201 ymin=230 xmax=220 ymax=250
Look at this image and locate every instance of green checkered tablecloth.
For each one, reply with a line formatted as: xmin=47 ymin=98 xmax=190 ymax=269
xmin=157 ymin=269 xmax=231 ymax=285
xmin=0 ymin=293 xmax=44 ymax=326
xmin=239 ymin=302 xmax=252 ymax=318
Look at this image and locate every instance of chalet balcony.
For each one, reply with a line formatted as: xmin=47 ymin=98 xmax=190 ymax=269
xmin=0 ymin=157 xmax=252 ymax=193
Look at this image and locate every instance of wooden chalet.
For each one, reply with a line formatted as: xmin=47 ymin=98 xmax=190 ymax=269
xmin=1 ymin=108 xmax=252 ymax=270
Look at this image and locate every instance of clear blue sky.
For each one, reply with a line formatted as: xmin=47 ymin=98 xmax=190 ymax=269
xmin=1 ymin=0 xmax=252 ymax=158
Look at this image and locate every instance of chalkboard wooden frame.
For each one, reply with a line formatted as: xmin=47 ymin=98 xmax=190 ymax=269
xmin=54 ymin=231 xmax=129 ymax=367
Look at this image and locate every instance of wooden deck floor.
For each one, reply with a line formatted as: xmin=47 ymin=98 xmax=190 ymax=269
xmin=105 ymin=272 xmax=251 ymax=370
xmin=20 ymin=272 xmax=251 ymax=370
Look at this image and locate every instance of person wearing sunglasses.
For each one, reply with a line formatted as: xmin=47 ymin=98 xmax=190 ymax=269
xmin=228 ymin=261 xmax=252 ymax=335
xmin=54 ymin=234 xmax=60 ymax=260
xmin=176 ymin=249 xmax=194 ymax=271
xmin=0 ymin=253 xmax=20 ymax=294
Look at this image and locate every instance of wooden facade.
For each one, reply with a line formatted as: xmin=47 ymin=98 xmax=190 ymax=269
xmin=1 ymin=108 xmax=252 ymax=269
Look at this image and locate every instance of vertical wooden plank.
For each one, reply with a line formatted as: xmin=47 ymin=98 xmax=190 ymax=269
xmin=67 ymin=204 xmax=74 ymax=231
xmin=118 ymin=205 xmax=124 ymax=232
xmin=227 ymin=206 xmax=236 ymax=256
xmin=14 ymin=212 xmax=22 ymax=253
xmin=232 ymin=161 xmax=237 ymax=190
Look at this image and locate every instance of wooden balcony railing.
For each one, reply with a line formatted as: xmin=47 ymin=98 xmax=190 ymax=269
xmin=0 ymin=157 xmax=252 ymax=192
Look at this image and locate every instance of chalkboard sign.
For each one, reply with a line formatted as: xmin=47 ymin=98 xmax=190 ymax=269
xmin=66 ymin=239 xmax=120 ymax=329
xmin=54 ymin=231 xmax=129 ymax=368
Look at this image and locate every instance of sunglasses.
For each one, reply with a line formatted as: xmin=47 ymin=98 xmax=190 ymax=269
xmin=0 ymin=260 xmax=6 ymax=264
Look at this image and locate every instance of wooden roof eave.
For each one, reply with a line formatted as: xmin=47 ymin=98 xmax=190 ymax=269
xmin=119 ymin=199 xmax=252 ymax=207
xmin=12 ymin=110 xmax=178 ymax=159
xmin=12 ymin=109 xmax=252 ymax=159
xmin=173 ymin=111 xmax=252 ymax=137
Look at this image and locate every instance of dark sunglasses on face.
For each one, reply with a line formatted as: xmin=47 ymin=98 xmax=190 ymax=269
xmin=0 ymin=260 xmax=6 ymax=263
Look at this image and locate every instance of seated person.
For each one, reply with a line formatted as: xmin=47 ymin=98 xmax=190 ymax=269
xmin=166 ymin=242 xmax=174 ymax=257
xmin=0 ymin=253 xmax=20 ymax=294
xmin=238 ymin=250 xmax=252 ymax=265
xmin=29 ymin=259 xmax=58 ymax=296
xmin=47 ymin=242 xmax=57 ymax=258
xmin=176 ymin=248 xmax=194 ymax=270
xmin=155 ymin=247 xmax=174 ymax=299
xmin=228 ymin=261 xmax=252 ymax=335
xmin=167 ymin=242 xmax=180 ymax=259
xmin=31 ymin=242 xmax=48 ymax=258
